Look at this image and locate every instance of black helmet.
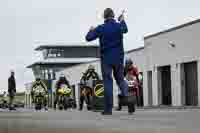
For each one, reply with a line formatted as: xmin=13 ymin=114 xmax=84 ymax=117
xmin=125 ymin=58 xmax=133 ymax=66
xmin=104 ymin=8 xmax=115 ymax=19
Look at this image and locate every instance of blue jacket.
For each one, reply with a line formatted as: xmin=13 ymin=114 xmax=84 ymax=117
xmin=86 ymin=19 xmax=128 ymax=64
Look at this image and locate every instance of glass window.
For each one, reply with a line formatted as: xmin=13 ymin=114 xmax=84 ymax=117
xmin=57 ymin=53 xmax=61 ymax=57
xmin=43 ymin=49 xmax=48 ymax=59
xmin=44 ymin=48 xmax=66 ymax=58
xmin=53 ymin=72 xmax=56 ymax=80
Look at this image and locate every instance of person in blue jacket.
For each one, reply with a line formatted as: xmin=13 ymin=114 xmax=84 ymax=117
xmin=85 ymin=8 xmax=131 ymax=115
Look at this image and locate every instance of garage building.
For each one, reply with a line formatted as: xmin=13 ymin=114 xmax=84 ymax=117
xmin=57 ymin=18 xmax=200 ymax=108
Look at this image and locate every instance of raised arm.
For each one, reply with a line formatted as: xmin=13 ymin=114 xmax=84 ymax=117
xmin=120 ymin=20 xmax=128 ymax=34
xmin=85 ymin=26 xmax=101 ymax=41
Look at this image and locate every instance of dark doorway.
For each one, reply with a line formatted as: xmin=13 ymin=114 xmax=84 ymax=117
xmin=147 ymin=71 xmax=153 ymax=106
xmin=138 ymin=72 xmax=144 ymax=106
xmin=71 ymin=85 xmax=76 ymax=99
xmin=184 ymin=62 xmax=198 ymax=106
xmin=159 ymin=66 xmax=172 ymax=105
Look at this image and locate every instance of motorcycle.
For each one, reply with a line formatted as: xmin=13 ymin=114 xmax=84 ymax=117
xmin=0 ymin=99 xmax=8 ymax=109
xmin=125 ymin=76 xmax=138 ymax=113
xmin=57 ymin=84 xmax=73 ymax=110
xmin=127 ymin=78 xmax=138 ymax=96
xmin=32 ymin=85 xmax=47 ymax=110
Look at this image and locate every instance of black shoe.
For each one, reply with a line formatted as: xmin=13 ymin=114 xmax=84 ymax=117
xmin=45 ymin=107 xmax=48 ymax=111
xmin=119 ymin=96 xmax=136 ymax=106
xmin=118 ymin=96 xmax=127 ymax=106
xmin=128 ymin=101 xmax=136 ymax=114
xmin=53 ymin=105 xmax=56 ymax=110
xmin=87 ymin=106 xmax=92 ymax=111
xmin=9 ymin=107 xmax=16 ymax=111
xmin=101 ymin=111 xmax=112 ymax=115
xmin=128 ymin=112 xmax=134 ymax=115
xmin=115 ymin=107 xmax=122 ymax=111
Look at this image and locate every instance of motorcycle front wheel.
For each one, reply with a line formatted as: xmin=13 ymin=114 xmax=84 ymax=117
xmin=63 ymin=96 xmax=70 ymax=110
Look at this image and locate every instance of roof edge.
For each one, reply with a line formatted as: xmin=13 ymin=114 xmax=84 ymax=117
xmin=34 ymin=42 xmax=99 ymax=51
xmin=126 ymin=46 xmax=144 ymax=54
xmin=26 ymin=58 xmax=99 ymax=68
xmin=144 ymin=18 xmax=200 ymax=40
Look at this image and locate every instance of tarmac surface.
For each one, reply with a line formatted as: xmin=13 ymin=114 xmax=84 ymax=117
xmin=0 ymin=108 xmax=200 ymax=133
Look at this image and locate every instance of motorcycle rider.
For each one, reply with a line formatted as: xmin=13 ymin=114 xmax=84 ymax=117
xmin=124 ymin=59 xmax=139 ymax=82
xmin=54 ymin=74 xmax=71 ymax=110
xmin=84 ymin=65 xmax=100 ymax=81
xmin=79 ymin=65 xmax=100 ymax=111
xmin=85 ymin=8 xmax=130 ymax=115
xmin=79 ymin=86 xmax=91 ymax=111
xmin=8 ymin=70 xmax=16 ymax=110
xmin=116 ymin=58 xmax=139 ymax=111
xmin=31 ymin=76 xmax=48 ymax=110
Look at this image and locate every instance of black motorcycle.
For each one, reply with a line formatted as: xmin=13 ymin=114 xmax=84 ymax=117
xmin=57 ymin=84 xmax=73 ymax=110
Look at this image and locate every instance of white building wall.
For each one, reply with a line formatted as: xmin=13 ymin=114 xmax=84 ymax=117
xmin=143 ymin=71 xmax=148 ymax=106
xmin=171 ymin=64 xmax=182 ymax=106
xmin=145 ymin=23 xmax=200 ymax=67
xmin=24 ymin=82 xmax=33 ymax=108
xmin=152 ymin=68 xmax=158 ymax=106
xmin=144 ymin=22 xmax=200 ymax=106
xmin=176 ymin=63 xmax=182 ymax=106
xmin=126 ymin=48 xmax=145 ymax=72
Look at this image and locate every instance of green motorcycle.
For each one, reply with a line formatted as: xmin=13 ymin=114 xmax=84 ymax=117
xmin=32 ymin=85 xmax=47 ymax=110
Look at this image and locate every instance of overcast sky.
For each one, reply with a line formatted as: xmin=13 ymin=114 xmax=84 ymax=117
xmin=0 ymin=0 xmax=200 ymax=92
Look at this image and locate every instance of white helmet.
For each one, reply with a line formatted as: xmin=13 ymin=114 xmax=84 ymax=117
xmin=35 ymin=74 xmax=41 ymax=79
xmin=88 ymin=65 xmax=95 ymax=70
xmin=60 ymin=73 xmax=65 ymax=78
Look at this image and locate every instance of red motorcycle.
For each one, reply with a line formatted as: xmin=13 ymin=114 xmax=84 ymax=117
xmin=126 ymin=76 xmax=139 ymax=97
xmin=126 ymin=76 xmax=138 ymax=113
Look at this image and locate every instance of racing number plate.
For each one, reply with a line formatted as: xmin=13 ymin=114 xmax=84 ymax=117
xmin=94 ymin=83 xmax=104 ymax=98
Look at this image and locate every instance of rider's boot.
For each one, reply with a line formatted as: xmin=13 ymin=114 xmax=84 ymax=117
xmin=54 ymin=104 xmax=56 ymax=110
xmin=118 ymin=95 xmax=136 ymax=114
xmin=45 ymin=106 xmax=48 ymax=111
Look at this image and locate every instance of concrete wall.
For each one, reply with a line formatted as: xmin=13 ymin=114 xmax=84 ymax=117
xmin=145 ymin=23 xmax=200 ymax=68
xmin=126 ymin=48 xmax=145 ymax=72
xmin=144 ymin=22 xmax=200 ymax=106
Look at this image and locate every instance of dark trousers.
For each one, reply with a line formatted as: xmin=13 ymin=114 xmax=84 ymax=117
xmin=117 ymin=94 xmax=123 ymax=110
xmin=32 ymin=93 xmax=48 ymax=108
xmin=54 ymin=95 xmax=59 ymax=108
xmin=79 ymin=96 xmax=85 ymax=110
xmin=8 ymin=93 xmax=15 ymax=109
xmin=136 ymin=96 xmax=140 ymax=106
xmin=79 ymin=95 xmax=91 ymax=110
xmin=101 ymin=62 xmax=129 ymax=112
